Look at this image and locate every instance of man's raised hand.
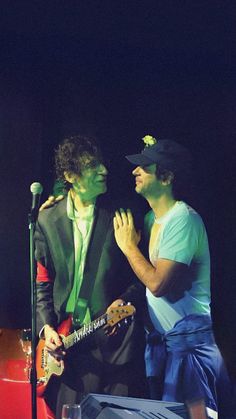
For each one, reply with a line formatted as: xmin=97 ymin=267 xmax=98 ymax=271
xmin=113 ymin=208 xmax=141 ymax=255
xmin=39 ymin=194 xmax=64 ymax=211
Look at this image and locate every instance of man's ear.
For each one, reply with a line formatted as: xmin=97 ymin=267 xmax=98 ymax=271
xmin=64 ymin=171 xmax=78 ymax=184
xmin=161 ymin=170 xmax=174 ymax=186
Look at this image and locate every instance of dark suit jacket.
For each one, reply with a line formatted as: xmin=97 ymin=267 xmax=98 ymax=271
xmin=35 ymin=198 xmax=145 ymax=365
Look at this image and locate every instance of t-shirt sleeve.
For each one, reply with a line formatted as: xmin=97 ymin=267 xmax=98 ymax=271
xmin=158 ymin=214 xmax=200 ymax=266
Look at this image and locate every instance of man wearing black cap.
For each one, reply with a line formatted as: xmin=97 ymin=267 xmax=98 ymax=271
xmin=114 ymin=135 xmax=233 ymax=418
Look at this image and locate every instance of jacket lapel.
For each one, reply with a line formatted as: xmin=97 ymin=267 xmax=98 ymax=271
xmin=53 ymin=199 xmax=75 ymax=284
xmin=79 ymin=206 xmax=111 ymax=301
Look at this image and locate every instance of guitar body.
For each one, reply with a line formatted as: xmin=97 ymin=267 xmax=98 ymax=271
xmin=36 ymin=317 xmax=72 ymax=397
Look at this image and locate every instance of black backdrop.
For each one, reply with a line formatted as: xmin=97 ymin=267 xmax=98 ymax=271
xmin=0 ymin=2 xmax=235 ymax=379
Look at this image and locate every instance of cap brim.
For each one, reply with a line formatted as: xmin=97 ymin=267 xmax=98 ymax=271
xmin=125 ymin=153 xmax=155 ymax=166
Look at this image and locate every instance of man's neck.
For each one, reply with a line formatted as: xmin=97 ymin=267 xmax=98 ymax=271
xmin=148 ymin=194 xmax=177 ymax=220
xmin=70 ymin=189 xmax=96 ymax=212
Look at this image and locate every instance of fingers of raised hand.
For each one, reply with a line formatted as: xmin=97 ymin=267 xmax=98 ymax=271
xmin=39 ymin=194 xmax=64 ymax=211
xmin=114 ymin=208 xmax=129 ymax=226
xmin=113 ymin=214 xmax=119 ymax=230
xmin=55 ymin=195 xmax=64 ymax=203
xmin=126 ymin=208 xmax=133 ymax=226
xmin=39 ymin=196 xmax=55 ymax=211
xmin=114 ymin=209 xmax=123 ymax=226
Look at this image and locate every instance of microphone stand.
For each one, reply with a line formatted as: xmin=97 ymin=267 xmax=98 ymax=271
xmin=28 ymin=208 xmax=38 ymax=419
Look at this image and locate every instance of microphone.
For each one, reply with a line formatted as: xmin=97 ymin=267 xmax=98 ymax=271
xmin=30 ymin=182 xmax=43 ymax=222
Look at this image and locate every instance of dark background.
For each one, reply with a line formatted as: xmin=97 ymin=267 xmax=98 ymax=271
xmin=0 ymin=2 xmax=235 ymax=378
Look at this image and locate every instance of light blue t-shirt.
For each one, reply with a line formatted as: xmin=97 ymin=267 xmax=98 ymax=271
xmin=145 ymin=201 xmax=211 ymax=333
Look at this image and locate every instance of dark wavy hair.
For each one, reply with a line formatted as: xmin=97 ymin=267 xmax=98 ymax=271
xmin=156 ymin=160 xmax=193 ymax=201
xmin=55 ymin=135 xmax=103 ymax=188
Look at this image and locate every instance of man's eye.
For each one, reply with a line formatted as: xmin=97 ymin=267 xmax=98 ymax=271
xmin=86 ymin=161 xmax=99 ymax=169
xmin=142 ymin=165 xmax=151 ymax=172
xmin=88 ymin=162 xmax=96 ymax=168
xmin=141 ymin=164 xmax=156 ymax=173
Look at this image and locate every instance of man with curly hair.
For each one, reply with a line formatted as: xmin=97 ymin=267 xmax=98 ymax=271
xmin=35 ymin=135 xmax=146 ymax=417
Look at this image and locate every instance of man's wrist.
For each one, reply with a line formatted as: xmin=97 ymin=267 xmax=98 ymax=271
xmin=124 ymin=244 xmax=141 ymax=260
xmin=122 ymin=243 xmax=138 ymax=258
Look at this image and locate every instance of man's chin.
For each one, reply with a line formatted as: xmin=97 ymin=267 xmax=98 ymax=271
xmin=99 ymin=185 xmax=107 ymax=195
xmin=135 ymin=185 xmax=142 ymax=194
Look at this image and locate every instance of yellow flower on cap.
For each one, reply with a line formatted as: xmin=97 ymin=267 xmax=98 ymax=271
xmin=142 ymin=135 xmax=157 ymax=147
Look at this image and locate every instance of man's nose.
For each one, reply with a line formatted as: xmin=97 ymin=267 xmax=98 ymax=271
xmin=99 ymin=163 xmax=108 ymax=174
xmin=132 ymin=166 xmax=140 ymax=175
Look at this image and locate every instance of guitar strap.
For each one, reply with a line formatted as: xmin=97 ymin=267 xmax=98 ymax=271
xmin=73 ymin=207 xmax=110 ymax=326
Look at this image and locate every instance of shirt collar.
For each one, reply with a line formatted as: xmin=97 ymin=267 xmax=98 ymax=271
xmin=154 ymin=201 xmax=180 ymax=225
xmin=67 ymin=190 xmax=95 ymax=221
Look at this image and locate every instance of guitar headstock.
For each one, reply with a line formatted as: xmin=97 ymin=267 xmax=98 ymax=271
xmin=106 ymin=303 xmax=136 ymax=327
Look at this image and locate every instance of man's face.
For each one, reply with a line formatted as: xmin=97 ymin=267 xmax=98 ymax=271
xmin=70 ymin=156 xmax=108 ymax=201
xmin=132 ymin=164 xmax=163 ymax=198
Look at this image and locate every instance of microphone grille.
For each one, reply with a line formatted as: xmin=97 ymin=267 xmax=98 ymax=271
xmin=30 ymin=182 xmax=43 ymax=195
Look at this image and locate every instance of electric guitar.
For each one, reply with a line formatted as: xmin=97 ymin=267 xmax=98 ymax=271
xmin=36 ymin=304 xmax=135 ymax=396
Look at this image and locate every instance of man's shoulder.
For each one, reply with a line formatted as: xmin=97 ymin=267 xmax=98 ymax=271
xmin=166 ymin=201 xmax=205 ymax=232
xmin=38 ymin=197 xmax=67 ymax=222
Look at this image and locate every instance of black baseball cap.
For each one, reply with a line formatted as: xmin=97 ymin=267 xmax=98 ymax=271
xmin=126 ymin=138 xmax=192 ymax=171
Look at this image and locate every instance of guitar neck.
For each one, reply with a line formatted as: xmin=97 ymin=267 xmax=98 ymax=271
xmin=63 ymin=313 xmax=107 ymax=350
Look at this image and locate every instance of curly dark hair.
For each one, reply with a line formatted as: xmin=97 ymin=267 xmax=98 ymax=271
xmin=55 ymin=135 xmax=103 ymax=187
xmin=156 ymin=160 xmax=193 ymax=201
